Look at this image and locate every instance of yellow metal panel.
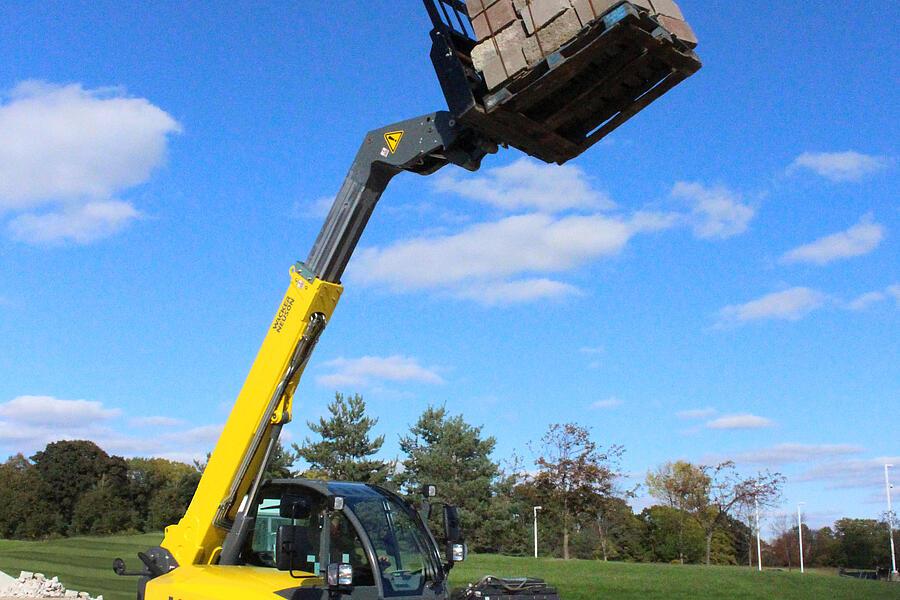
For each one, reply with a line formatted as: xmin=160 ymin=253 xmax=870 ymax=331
xmin=161 ymin=267 xmax=343 ymax=566
xmin=145 ymin=564 xmax=322 ymax=600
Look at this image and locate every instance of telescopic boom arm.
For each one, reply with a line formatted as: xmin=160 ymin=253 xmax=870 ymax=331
xmin=157 ymin=112 xmax=492 ymax=570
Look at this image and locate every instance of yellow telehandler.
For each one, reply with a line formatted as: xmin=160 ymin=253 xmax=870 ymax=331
xmin=112 ymin=2 xmax=700 ymax=598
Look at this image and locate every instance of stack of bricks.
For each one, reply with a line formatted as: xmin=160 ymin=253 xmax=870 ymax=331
xmin=467 ymin=0 xmax=698 ymax=90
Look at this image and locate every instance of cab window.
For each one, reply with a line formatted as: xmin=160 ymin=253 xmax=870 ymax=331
xmin=246 ymin=489 xmax=322 ymax=571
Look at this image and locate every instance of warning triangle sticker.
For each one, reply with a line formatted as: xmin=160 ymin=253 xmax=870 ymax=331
xmin=384 ymin=130 xmax=404 ymax=154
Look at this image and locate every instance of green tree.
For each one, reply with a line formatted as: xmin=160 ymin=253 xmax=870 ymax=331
xmin=31 ymin=440 xmax=112 ymax=528
xmin=646 ymin=461 xmax=710 ymax=564
xmin=127 ymin=457 xmax=198 ymax=530
xmin=293 ymin=393 xmax=391 ymax=484
xmin=264 ymin=440 xmax=296 ymax=479
xmin=532 ymin=423 xmax=625 ymax=560
xmin=642 ymin=505 xmax=705 ymax=563
xmin=397 ymin=406 xmax=499 ymax=548
xmin=0 ymin=454 xmax=64 ymax=539
xmin=834 ymin=518 xmax=891 ymax=569
xmin=71 ymin=483 xmax=140 ymax=535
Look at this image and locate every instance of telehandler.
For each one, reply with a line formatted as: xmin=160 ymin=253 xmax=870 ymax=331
xmin=114 ymin=2 xmax=700 ymax=598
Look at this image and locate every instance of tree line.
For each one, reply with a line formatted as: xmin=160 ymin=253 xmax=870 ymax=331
xmin=0 ymin=392 xmax=894 ymax=571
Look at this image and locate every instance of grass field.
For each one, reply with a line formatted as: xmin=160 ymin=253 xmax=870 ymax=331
xmin=1 ymin=534 xmax=897 ymax=600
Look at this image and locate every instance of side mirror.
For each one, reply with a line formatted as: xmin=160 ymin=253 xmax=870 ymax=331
xmin=447 ymin=542 xmax=467 ymax=565
xmin=443 ymin=505 xmax=462 ymax=543
xmin=275 ymin=524 xmax=308 ymax=575
xmin=280 ymin=494 xmax=312 ymax=520
xmin=327 ymin=562 xmax=354 ymax=588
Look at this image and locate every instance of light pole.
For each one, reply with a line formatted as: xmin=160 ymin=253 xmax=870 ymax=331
xmin=886 ymin=465 xmax=898 ymax=578
xmin=797 ymin=503 xmax=805 ymax=574
xmin=533 ymin=506 xmax=543 ymax=559
xmin=755 ymin=498 xmax=763 ymax=572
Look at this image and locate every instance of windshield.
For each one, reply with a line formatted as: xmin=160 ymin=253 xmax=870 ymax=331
xmin=346 ymin=492 xmax=442 ymax=597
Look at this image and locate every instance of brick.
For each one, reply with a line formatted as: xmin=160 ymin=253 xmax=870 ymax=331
xmin=535 ymin=7 xmax=582 ymax=55
xmin=628 ymin=0 xmax=653 ymax=13
xmin=571 ymin=0 xmax=620 ymax=26
xmin=650 ymin=0 xmax=684 ymax=20
xmin=472 ymin=23 xmax=529 ymax=89
xmin=465 ymin=0 xmax=501 ymax=17
xmin=471 ymin=0 xmax=518 ymax=40
xmin=657 ymin=14 xmax=697 ymax=47
xmin=517 ymin=0 xmax=570 ymax=35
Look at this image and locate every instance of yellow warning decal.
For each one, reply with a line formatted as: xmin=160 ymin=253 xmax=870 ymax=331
xmin=384 ymin=130 xmax=404 ymax=154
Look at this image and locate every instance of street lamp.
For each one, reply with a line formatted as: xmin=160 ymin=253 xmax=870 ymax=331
xmin=755 ymin=498 xmax=763 ymax=572
xmin=533 ymin=506 xmax=543 ymax=559
xmin=797 ymin=503 xmax=806 ymax=574
xmin=886 ymin=465 xmax=898 ymax=578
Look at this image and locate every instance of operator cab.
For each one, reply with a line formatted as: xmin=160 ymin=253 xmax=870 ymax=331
xmin=242 ymin=480 xmax=465 ymax=599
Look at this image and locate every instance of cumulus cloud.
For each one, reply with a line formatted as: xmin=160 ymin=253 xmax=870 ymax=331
xmin=317 ymin=355 xmax=445 ymax=388
xmin=0 ymin=394 xmax=220 ymax=463
xmin=0 ymin=81 xmax=180 ymax=243
xmin=780 ymin=215 xmax=885 ymax=266
xmin=0 ymin=395 xmax=120 ymax=426
xmin=733 ymin=443 xmax=863 ymax=466
xmin=677 ymin=408 xmax=717 ymax=420
xmin=845 ymin=291 xmax=887 ymax=311
xmin=453 ymin=278 xmax=580 ymax=305
xmin=799 ymin=456 xmax=900 ymax=489
xmin=591 ymin=397 xmax=623 ymax=410
xmin=705 ymin=414 xmax=774 ymax=430
xmin=790 ymin=151 xmax=889 ymax=182
xmin=129 ymin=416 xmax=186 ymax=428
xmin=350 ymin=211 xmax=673 ymax=306
xmin=671 ymin=182 xmax=755 ymax=240
xmin=8 ymin=200 xmax=141 ymax=245
xmin=433 ymin=158 xmax=614 ymax=213
xmin=717 ymin=287 xmax=826 ymax=326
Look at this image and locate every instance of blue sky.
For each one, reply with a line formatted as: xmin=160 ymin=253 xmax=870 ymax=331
xmin=0 ymin=2 xmax=897 ymax=530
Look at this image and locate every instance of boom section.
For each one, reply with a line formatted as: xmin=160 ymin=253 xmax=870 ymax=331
xmin=160 ymin=112 xmax=491 ymax=569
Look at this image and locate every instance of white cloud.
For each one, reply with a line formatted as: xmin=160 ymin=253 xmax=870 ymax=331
xmin=733 ymin=443 xmax=863 ymax=466
xmin=799 ymin=456 xmax=900 ymax=490
xmin=317 ymin=355 xmax=445 ymax=388
xmin=0 ymin=394 xmax=221 ymax=463
xmin=9 ymin=200 xmax=141 ymax=245
xmin=130 ymin=416 xmax=186 ymax=428
xmin=453 ymin=278 xmax=580 ymax=305
xmin=677 ymin=408 xmax=717 ymax=420
xmin=717 ymin=287 xmax=826 ymax=326
xmin=580 ymin=346 xmax=604 ymax=355
xmin=706 ymin=414 xmax=774 ymax=430
xmin=0 ymin=395 xmax=120 ymax=426
xmin=780 ymin=215 xmax=885 ymax=266
xmin=434 ymin=157 xmax=614 ymax=213
xmin=591 ymin=397 xmax=623 ymax=410
xmin=350 ymin=212 xmax=670 ymax=300
xmin=888 ymin=285 xmax=900 ymax=305
xmin=0 ymin=81 xmax=180 ymax=243
xmin=671 ymin=182 xmax=755 ymax=240
xmin=846 ymin=291 xmax=887 ymax=311
xmin=790 ymin=151 xmax=889 ymax=182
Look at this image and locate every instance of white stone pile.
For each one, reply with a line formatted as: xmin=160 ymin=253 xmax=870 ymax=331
xmin=0 ymin=571 xmax=101 ymax=600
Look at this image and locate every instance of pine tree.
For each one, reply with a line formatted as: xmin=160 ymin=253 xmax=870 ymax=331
xmin=292 ymin=393 xmax=391 ymax=484
xmin=397 ymin=406 xmax=499 ymax=547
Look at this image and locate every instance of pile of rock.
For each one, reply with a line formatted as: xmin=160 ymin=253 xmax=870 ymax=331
xmin=467 ymin=0 xmax=698 ymax=89
xmin=0 ymin=572 xmax=101 ymax=600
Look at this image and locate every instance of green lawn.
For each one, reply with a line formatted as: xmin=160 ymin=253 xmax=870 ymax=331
xmin=1 ymin=535 xmax=897 ymax=600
